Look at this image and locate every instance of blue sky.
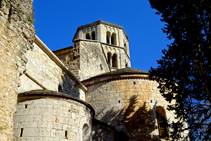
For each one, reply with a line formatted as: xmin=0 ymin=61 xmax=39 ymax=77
xmin=33 ymin=0 xmax=172 ymax=71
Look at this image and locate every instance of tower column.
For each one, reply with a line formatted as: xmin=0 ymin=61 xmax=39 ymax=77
xmin=109 ymin=33 xmax=112 ymax=44
xmin=110 ymin=56 xmax=112 ymax=67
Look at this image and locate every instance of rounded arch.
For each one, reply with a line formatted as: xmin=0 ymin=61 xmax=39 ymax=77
xmin=107 ymin=52 xmax=112 ymax=67
xmin=156 ymin=106 xmax=169 ymax=140
xmin=91 ymin=31 xmax=95 ymax=40
xmin=82 ymin=123 xmax=90 ymax=141
xmin=111 ymin=33 xmax=117 ymax=45
xmin=106 ymin=31 xmax=111 ymax=44
xmin=112 ymin=53 xmax=118 ymax=68
xmin=85 ymin=33 xmax=91 ymax=39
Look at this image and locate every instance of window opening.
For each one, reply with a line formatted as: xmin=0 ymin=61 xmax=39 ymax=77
xmin=83 ymin=124 xmax=89 ymax=141
xmin=65 ymin=131 xmax=68 ymax=139
xmin=107 ymin=52 xmax=112 ymax=67
xmin=106 ymin=31 xmax=110 ymax=44
xmin=112 ymin=54 xmax=118 ymax=68
xmin=86 ymin=33 xmax=91 ymax=39
xmin=58 ymin=84 xmax=62 ymax=92
xmin=91 ymin=31 xmax=95 ymax=40
xmin=20 ymin=128 xmax=23 ymax=137
xmin=111 ymin=36 xmax=114 ymax=44
xmin=111 ymin=33 xmax=117 ymax=45
xmin=156 ymin=106 xmax=169 ymax=140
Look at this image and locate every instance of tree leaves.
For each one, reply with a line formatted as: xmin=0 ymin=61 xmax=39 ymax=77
xmin=149 ymin=0 xmax=211 ymax=140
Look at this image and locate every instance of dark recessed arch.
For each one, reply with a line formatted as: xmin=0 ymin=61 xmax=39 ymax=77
xmin=111 ymin=33 xmax=117 ymax=45
xmin=112 ymin=53 xmax=118 ymax=68
xmin=107 ymin=52 xmax=112 ymax=67
xmin=106 ymin=31 xmax=110 ymax=44
xmin=86 ymin=33 xmax=91 ymax=39
xmin=156 ymin=106 xmax=169 ymax=140
xmin=83 ymin=123 xmax=89 ymax=141
xmin=91 ymin=31 xmax=95 ymax=40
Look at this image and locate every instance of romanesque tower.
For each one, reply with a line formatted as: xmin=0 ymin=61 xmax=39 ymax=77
xmin=54 ymin=20 xmax=131 ymax=80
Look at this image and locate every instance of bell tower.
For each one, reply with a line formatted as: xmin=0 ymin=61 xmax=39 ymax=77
xmin=73 ymin=20 xmax=131 ymax=70
xmin=54 ymin=20 xmax=131 ymax=80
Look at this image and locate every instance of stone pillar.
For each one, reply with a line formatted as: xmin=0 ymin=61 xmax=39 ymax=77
xmin=0 ymin=0 xmax=35 ymax=140
xmin=110 ymin=56 xmax=112 ymax=67
xmin=109 ymin=34 xmax=111 ymax=44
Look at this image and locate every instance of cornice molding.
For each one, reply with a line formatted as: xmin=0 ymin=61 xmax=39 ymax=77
xmin=34 ymin=35 xmax=87 ymax=92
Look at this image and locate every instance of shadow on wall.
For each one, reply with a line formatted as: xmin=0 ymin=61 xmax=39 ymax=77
xmin=96 ymin=95 xmax=169 ymax=141
xmin=58 ymin=72 xmax=81 ymax=99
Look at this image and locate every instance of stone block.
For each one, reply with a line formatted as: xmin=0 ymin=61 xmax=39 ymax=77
xmin=22 ymin=128 xmax=38 ymax=137
xmin=55 ymin=130 xmax=65 ymax=138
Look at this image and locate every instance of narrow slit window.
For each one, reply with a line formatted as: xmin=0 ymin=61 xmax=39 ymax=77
xmin=20 ymin=128 xmax=23 ymax=137
xmin=65 ymin=130 xmax=68 ymax=139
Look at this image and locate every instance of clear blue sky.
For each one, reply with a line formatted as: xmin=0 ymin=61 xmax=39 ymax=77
xmin=33 ymin=0 xmax=172 ymax=71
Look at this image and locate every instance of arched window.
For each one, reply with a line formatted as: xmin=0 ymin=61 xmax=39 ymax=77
xmin=112 ymin=54 xmax=118 ymax=68
xmin=156 ymin=106 xmax=169 ymax=140
xmin=107 ymin=52 xmax=112 ymax=67
xmin=111 ymin=33 xmax=117 ymax=45
xmin=86 ymin=33 xmax=91 ymax=39
xmin=58 ymin=84 xmax=62 ymax=92
xmin=83 ymin=124 xmax=89 ymax=141
xmin=106 ymin=31 xmax=110 ymax=44
xmin=91 ymin=31 xmax=95 ymax=40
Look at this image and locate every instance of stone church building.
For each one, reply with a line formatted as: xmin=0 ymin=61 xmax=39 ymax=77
xmin=0 ymin=2 xmax=176 ymax=140
xmin=15 ymin=20 xmax=175 ymax=141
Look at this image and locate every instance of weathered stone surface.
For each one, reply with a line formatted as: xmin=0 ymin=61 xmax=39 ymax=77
xmin=92 ymin=119 xmax=115 ymax=141
xmin=14 ymin=90 xmax=93 ymax=141
xmin=0 ymin=0 xmax=35 ymax=140
xmin=54 ymin=41 xmax=111 ymax=81
xmin=84 ymin=71 xmax=177 ymax=141
xmin=18 ymin=36 xmax=87 ymax=101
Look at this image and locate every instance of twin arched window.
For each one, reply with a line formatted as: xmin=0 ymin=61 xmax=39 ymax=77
xmin=86 ymin=31 xmax=95 ymax=40
xmin=106 ymin=32 xmax=117 ymax=45
xmin=107 ymin=52 xmax=117 ymax=68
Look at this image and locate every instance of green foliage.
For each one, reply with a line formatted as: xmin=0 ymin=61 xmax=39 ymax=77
xmin=148 ymin=0 xmax=211 ymax=140
xmin=28 ymin=14 xmax=34 ymax=24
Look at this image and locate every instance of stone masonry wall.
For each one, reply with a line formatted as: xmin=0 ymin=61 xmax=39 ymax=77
xmin=18 ymin=41 xmax=86 ymax=100
xmin=14 ymin=95 xmax=93 ymax=141
xmin=0 ymin=0 xmax=35 ymax=140
xmin=78 ymin=41 xmax=110 ymax=81
xmin=55 ymin=40 xmax=111 ymax=81
xmin=92 ymin=123 xmax=115 ymax=141
xmin=54 ymin=46 xmax=80 ymax=80
xmin=86 ymin=77 xmax=177 ymax=141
